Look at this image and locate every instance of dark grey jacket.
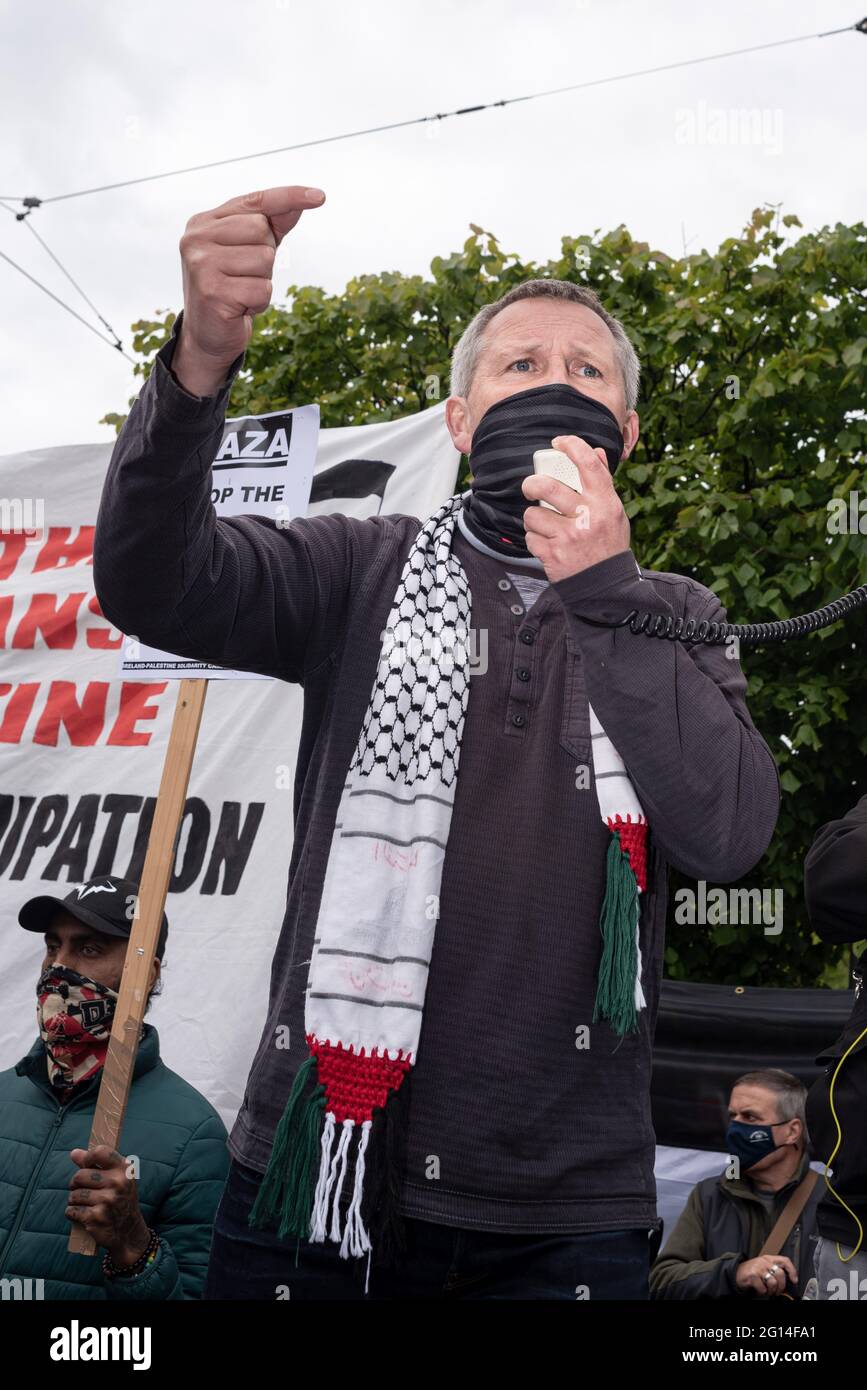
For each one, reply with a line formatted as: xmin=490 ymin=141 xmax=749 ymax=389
xmin=92 ymin=314 xmax=781 ymax=1233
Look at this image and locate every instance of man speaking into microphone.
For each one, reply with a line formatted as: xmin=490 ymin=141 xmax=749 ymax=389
xmin=93 ymin=183 xmax=780 ymax=1301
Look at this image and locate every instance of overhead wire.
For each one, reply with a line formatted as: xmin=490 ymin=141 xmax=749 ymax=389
xmin=0 ymin=197 xmax=134 ymax=362
xmin=5 ymin=19 xmax=864 ymax=210
xmin=1 ymin=17 xmax=863 ymax=363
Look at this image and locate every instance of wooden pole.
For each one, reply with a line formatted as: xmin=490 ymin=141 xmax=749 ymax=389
xmin=68 ymin=678 xmax=208 ymax=1256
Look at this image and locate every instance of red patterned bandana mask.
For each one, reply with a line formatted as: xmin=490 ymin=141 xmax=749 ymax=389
xmin=36 ymin=965 xmax=118 ymax=1096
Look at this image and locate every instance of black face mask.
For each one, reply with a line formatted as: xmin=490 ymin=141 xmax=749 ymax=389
xmin=461 ymin=381 xmax=624 ymax=558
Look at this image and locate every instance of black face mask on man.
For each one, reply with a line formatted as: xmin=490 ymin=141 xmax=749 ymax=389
xmin=460 ymin=381 xmax=625 ymax=559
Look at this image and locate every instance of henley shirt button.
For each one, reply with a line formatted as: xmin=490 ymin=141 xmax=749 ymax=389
xmin=497 ymin=578 xmax=511 ymax=591
xmin=510 ymin=603 xmax=524 ymax=615
xmin=516 ymin=667 xmax=530 ymax=681
xmin=520 ymin=631 xmax=535 ymax=644
xmin=512 ymin=713 xmax=527 ymax=727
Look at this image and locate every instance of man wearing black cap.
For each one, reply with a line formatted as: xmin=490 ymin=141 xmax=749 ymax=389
xmin=0 ymin=875 xmax=230 ymax=1299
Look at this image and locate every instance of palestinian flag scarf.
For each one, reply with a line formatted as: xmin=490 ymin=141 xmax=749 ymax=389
xmin=250 ymin=492 xmax=649 ymax=1272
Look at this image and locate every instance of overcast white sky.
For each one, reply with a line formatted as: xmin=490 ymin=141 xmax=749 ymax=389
xmin=1 ymin=0 xmax=864 ymax=455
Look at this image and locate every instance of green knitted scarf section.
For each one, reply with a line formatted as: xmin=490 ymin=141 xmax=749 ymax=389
xmin=248 ymin=1053 xmax=326 ymax=1240
xmin=592 ymin=831 xmax=640 ymax=1036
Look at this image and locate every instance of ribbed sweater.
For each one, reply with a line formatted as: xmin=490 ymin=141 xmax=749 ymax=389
xmin=93 ymin=315 xmax=781 ymax=1232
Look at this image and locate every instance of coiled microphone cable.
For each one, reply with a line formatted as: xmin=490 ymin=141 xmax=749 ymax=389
xmin=579 ymin=584 xmax=867 ymax=646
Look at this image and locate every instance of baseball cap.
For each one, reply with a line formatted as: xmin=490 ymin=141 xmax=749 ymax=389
xmin=18 ymin=876 xmax=169 ymax=960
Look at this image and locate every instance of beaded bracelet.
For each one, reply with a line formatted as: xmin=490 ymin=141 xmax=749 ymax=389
xmin=102 ymin=1228 xmax=160 ymax=1280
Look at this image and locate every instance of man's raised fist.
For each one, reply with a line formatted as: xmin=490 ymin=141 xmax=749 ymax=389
xmin=173 ymin=184 xmax=326 ymax=397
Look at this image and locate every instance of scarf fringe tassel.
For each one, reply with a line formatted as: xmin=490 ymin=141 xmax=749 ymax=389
xmin=593 ymin=830 xmax=645 ymax=1037
xmin=248 ymin=1054 xmax=326 ymax=1240
xmin=249 ymin=1054 xmax=410 ymax=1271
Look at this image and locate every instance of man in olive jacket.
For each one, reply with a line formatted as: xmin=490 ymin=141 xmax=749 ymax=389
xmin=0 ymin=877 xmax=229 ymax=1299
xmin=650 ymin=1070 xmax=821 ymax=1299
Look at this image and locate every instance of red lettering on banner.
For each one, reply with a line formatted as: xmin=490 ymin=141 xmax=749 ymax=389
xmin=34 ymin=681 xmax=109 ymax=746
xmin=0 ymin=683 xmax=40 ymax=741
xmin=0 ymin=533 xmax=28 ymax=580
xmin=10 ymin=593 xmax=87 ymax=648
xmin=32 ymin=526 xmax=95 ymax=572
xmin=0 ymin=594 xmax=12 ymax=646
xmin=107 ymin=682 xmax=167 ymax=745
xmin=85 ymin=594 xmax=123 ymax=649
xmin=0 ymin=681 xmax=169 ymax=745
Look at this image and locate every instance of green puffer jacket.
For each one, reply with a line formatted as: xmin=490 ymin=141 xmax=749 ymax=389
xmin=0 ymin=1024 xmax=229 ymax=1300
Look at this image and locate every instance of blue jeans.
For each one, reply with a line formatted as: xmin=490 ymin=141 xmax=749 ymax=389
xmin=203 ymin=1160 xmax=656 ymax=1300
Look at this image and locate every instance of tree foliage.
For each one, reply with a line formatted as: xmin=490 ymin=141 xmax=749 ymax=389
xmin=105 ymin=206 xmax=867 ymax=988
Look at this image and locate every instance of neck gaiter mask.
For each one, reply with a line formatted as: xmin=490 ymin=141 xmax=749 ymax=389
xmin=461 ymin=381 xmax=625 ymax=558
xmin=36 ymin=964 xmax=118 ymax=1096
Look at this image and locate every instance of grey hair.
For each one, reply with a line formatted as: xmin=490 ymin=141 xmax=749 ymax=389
xmin=733 ymin=1068 xmax=809 ymax=1144
xmin=449 ymin=278 xmax=640 ymax=412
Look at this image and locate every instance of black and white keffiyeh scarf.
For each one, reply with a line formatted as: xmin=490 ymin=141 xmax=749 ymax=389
xmin=250 ymin=491 xmax=649 ymax=1272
